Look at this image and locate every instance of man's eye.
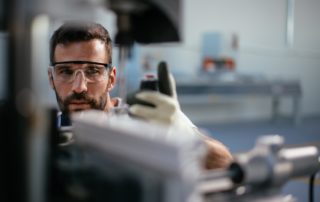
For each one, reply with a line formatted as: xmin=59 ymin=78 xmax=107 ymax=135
xmin=85 ymin=67 xmax=101 ymax=75
xmin=58 ymin=68 xmax=74 ymax=75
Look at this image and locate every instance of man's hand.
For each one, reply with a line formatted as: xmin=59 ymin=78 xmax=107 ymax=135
xmin=129 ymin=91 xmax=190 ymax=125
xmin=129 ymin=72 xmax=233 ymax=169
xmin=129 ymin=73 xmax=195 ymax=128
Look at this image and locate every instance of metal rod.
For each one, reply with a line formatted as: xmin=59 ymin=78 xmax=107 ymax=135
xmin=197 ymin=169 xmax=234 ymax=194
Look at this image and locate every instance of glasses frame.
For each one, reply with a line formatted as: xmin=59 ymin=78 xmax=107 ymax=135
xmin=51 ymin=60 xmax=112 ymax=83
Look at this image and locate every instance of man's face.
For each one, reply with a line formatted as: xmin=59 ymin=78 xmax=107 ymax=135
xmin=48 ymin=39 xmax=116 ymax=114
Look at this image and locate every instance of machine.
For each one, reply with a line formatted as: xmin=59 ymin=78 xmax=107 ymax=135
xmin=52 ymin=111 xmax=320 ymax=202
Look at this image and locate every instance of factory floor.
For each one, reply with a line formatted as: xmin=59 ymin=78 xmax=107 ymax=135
xmin=199 ymin=116 xmax=320 ymax=202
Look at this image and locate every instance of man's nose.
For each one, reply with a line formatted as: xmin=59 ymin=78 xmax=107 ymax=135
xmin=71 ymin=72 xmax=88 ymax=93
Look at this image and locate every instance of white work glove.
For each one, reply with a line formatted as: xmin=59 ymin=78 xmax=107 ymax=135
xmin=129 ymin=74 xmax=196 ymax=133
xmin=129 ymin=73 xmax=234 ymax=171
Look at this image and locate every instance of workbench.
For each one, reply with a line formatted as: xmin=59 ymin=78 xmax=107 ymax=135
xmin=176 ymin=77 xmax=302 ymax=124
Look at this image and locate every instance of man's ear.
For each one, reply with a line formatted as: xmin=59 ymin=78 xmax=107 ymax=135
xmin=48 ymin=68 xmax=55 ymax=89
xmin=107 ymin=67 xmax=116 ymax=91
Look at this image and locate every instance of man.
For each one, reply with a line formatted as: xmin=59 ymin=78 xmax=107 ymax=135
xmin=48 ymin=21 xmax=232 ymax=169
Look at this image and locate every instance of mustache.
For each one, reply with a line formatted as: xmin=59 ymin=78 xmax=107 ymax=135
xmin=64 ymin=92 xmax=97 ymax=106
xmin=55 ymin=90 xmax=107 ymax=114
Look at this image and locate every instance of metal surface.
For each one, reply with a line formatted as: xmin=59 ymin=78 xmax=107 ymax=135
xmin=201 ymin=135 xmax=319 ymax=202
xmin=176 ymin=79 xmax=302 ymax=124
xmin=72 ymin=111 xmax=204 ymax=202
xmin=176 ymin=80 xmax=301 ymax=96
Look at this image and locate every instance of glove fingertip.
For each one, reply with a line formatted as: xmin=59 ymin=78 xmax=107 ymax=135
xmin=128 ymin=104 xmax=139 ymax=114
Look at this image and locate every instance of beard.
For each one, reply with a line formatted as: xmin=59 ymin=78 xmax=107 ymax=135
xmin=54 ymin=90 xmax=107 ymax=114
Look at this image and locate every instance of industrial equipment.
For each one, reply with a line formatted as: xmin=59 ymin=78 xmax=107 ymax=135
xmin=54 ymin=111 xmax=320 ymax=202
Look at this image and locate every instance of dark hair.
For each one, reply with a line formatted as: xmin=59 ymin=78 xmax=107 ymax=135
xmin=50 ymin=21 xmax=112 ymax=65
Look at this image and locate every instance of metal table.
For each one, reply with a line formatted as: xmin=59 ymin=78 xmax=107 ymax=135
xmin=176 ymin=79 xmax=302 ymax=124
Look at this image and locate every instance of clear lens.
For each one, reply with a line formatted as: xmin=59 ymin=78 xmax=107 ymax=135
xmin=53 ymin=65 xmax=108 ymax=83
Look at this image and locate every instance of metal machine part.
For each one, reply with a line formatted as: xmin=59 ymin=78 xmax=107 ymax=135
xmin=109 ymin=0 xmax=181 ymax=45
xmin=52 ymin=119 xmax=320 ymax=202
xmin=230 ymin=135 xmax=319 ymax=186
xmin=199 ymin=135 xmax=320 ymax=202
xmin=68 ymin=111 xmax=205 ymax=202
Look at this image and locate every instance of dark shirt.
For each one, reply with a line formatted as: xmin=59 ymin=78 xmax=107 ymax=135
xmin=57 ymin=112 xmax=72 ymax=127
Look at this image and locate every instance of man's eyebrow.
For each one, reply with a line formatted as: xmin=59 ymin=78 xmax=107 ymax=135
xmin=51 ymin=61 xmax=112 ymax=68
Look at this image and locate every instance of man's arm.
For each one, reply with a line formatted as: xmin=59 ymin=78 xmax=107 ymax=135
xmin=194 ymin=128 xmax=233 ymax=169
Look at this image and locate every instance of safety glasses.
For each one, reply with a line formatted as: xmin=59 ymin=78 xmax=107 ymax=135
xmin=51 ymin=61 xmax=112 ymax=83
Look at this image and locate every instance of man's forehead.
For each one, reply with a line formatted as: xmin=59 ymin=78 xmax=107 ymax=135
xmin=54 ymin=39 xmax=108 ymax=63
xmin=56 ymin=39 xmax=104 ymax=48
